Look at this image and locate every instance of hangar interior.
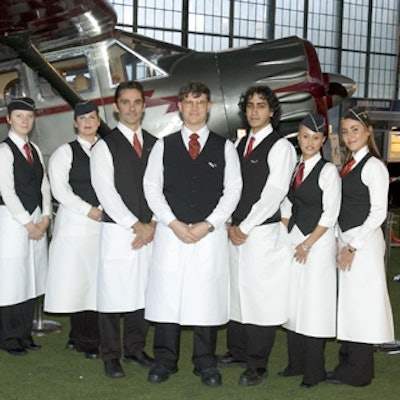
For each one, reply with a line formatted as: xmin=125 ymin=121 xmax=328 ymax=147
xmin=110 ymin=0 xmax=399 ymax=100
xmin=111 ymin=0 xmax=400 ymax=184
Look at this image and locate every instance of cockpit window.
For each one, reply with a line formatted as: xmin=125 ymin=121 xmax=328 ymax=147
xmin=0 ymin=69 xmax=21 ymax=107
xmin=38 ymin=55 xmax=92 ymax=98
xmin=107 ymin=42 xmax=166 ymax=85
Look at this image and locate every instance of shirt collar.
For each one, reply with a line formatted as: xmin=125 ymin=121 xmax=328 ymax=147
xmin=117 ymin=122 xmax=143 ymax=144
xmin=77 ymin=135 xmax=98 ymax=151
xmin=301 ymin=152 xmax=322 ymax=173
xmin=8 ymin=130 xmax=29 ymax=149
xmin=248 ymin=123 xmax=273 ymax=145
xmin=352 ymin=145 xmax=369 ymax=163
xmin=181 ymin=124 xmax=210 ymax=147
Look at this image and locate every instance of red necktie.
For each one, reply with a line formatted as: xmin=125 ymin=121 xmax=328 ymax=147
xmin=244 ymin=136 xmax=255 ymax=159
xmin=340 ymin=157 xmax=355 ymax=178
xmin=23 ymin=143 xmax=34 ymax=166
xmin=292 ymin=162 xmax=304 ymax=190
xmin=189 ymin=133 xmax=200 ymax=159
xmin=133 ymin=133 xmax=142 ymax=158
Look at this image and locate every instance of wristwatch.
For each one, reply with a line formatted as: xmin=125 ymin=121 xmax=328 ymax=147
xmin=347 ymin=245 xmax=357 ymax=254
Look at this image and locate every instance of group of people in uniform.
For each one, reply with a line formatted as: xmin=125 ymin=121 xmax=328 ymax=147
xmin=0 ymin=79 xmax=395 ymax=389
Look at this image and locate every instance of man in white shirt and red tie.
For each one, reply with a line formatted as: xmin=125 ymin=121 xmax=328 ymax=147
xmin=143 ymin=81 xmax=242 ymax=387
xmin=90 ymin=81 xmax=157 ymax=378
xmin=218 ymin=85 xmax=297 ymax=386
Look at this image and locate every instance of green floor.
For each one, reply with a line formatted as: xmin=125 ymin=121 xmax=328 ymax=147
xmin=1 ymin=249 xmax=399 ymax=400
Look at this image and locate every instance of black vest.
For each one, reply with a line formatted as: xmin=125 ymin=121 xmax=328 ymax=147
xmin=232 ymin=131 xmax=281 ymax=225
xmin=288 ymin=158 xmax=326 ymax=235
xmin=68 ymin=140 xmax=99 ymax=207
xmin=338 ymin=153 xmax=373 ymax=232
xmin=0 ymin=138 xmax=43 ymax=214
xmin=101 ymin=128 xmax=156 ymax=223
xmin=163 ymin=131 xmax=225 ymax=224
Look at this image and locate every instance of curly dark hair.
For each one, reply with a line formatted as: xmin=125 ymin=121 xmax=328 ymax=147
xmin=238 ymin=85 xmax=281 ymax=129
xmin=178 ymin=81 xmax=211 ymax=102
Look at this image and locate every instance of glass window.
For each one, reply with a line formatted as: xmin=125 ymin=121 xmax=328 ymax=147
xmin=341 ymin=51 xmax=366 ymax=98
xmin=275 ymin=0 xmax=304 ymax=38
xmin=113 ymin=1 xmax=134 ymax=26
xmin=368 ymin=54 xmax=397 ymax=99
xmin=138 ymin=0 xmax=182 ymax=30
xmin=107 ymin=42 xmax=164 ymax=84
xmin=39 ymin=56 xmax=92 ymax=98
xmin=107 ymin=34 xmax=187 ymax=85
xmin=233 ymin=0 xmax=270 ymax=40
xmin=0 ymin=69 xmax=21 ymax=107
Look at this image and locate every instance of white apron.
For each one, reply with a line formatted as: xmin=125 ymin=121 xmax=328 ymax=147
xmin=283 ymin=225 xmax=337 ymax=337
xmin=145 ymin=223 xmax=230 ymax=326
xmin=97 ymin=222 xmax=152 ymax=312
xmin=45 ymin=205 xmax=101 ymax=312
xmin=337 ymin=226 xmax=394 ymax=344
xmin=229 ymin=222 xmax=292 ymax=325
xmin=0 ymin=206 xmax=48 ymax=306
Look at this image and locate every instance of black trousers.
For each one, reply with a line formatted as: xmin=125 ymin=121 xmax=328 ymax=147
xmin=333 ymin=341 xmax=374 ymax=386
xmin=226 ymin=320 xmax=276 ymax=369
xmin=98 ymin=308 xmax=149 ymax=361
xmin=0 ymin=298 xmax=36 ymax=350
xmin=283 ymin=329 xmax=327 ymax=384
xmin=153 ymin=323 xmax=217 ymax=369
xmin=69 ymin=311 xmax=100 ymax=352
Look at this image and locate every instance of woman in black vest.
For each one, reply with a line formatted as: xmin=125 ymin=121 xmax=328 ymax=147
xmin=327 ymin=107 xmax=394 ymax=386
xmin=45 ymin=101 xmax=101 ymax=359
xmin=0 ymin=98 xmax=51 ymax=355
xmin=280 ymin=113 xmax=340 ymax=387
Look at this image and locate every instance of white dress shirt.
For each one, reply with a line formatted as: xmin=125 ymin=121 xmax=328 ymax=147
xmin=48 ymin=136 xmax=98 ymax=217
xmin=0 ymin=131 xmax=51 ymax=225
xmin=90 ymin=122 xmax=143 ymax=230
xmin=281 ymin=152 xmax=341 ymax=228
xmin=143 ymin=125 xmax=242 ymax=228
xmin=239 ymin=124 xmax=297 ymax=234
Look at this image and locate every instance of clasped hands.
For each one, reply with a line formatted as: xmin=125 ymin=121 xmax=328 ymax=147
xmin=169 ymin=220 xmax=210 ymax=244
xmin=131 ymin=220 xmax=156 ymax=250
xmin=227 ymin=223 xmax=248 ymax=246
xmin=25 ymin=215 xmax=50 ymax=240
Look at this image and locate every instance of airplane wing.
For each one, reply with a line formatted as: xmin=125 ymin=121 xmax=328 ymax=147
xmin=0 ymin=0 xmax=117 ymax=62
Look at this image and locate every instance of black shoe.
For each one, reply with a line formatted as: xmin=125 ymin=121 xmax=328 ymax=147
xmin=277 ymin=367 xmax=302 ymax=377
xmin=104 ymin=359 xmax=125 ymax=378
xmin=65 ymin=340 xmax=76 ymax=350
xmin=148 ymin=364 xmax=178 ymax=383
xmin=123 ymin=351 xmax=154 ymax=368
xmin=193 ymin=366 xmax=222 ymax=387
xmin=84 ymin=349 xmax=100 ymax=360
xmin=300 ymin=381 xmax=316 ymax=388
xmin=24 ymin=341 xmax=41 ymax=351
xmin=277 ymin=370 xmax=289 ymax=377
xmin=325 ymin=378 xmax=344 ymax=385
xmin=7 ymin=348 xmax=28 ymax=356
xmin=325 ymin=370 xmax=344 ymax=384
xmin=239 ymin=368 xmax=268 ymax=386
xmin=217 ymin=352 xmax=246 ymax=367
